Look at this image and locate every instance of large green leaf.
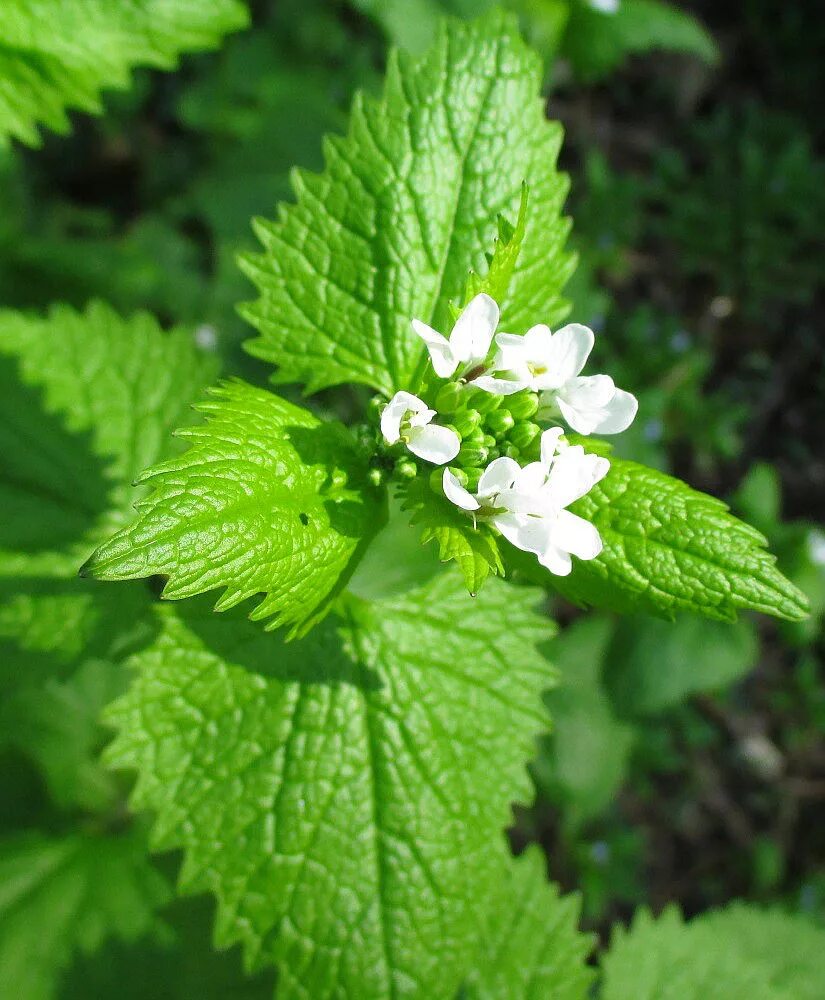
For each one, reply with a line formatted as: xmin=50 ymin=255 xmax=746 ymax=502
xmin=0 ymin=0 xmax=249 ymax=147
xmin=460 ymin=846 xmax=595 ymax=1000
xmin=563 ymin=0 xmax=718 ymax=82
xmin=601 ymin=903 xmax=825 ymax=1000
xmin=547 ymin=457 xmax=808 ymax=623
xmin=240 ymin=10 xmax=574 ymax=396
xmin=536 ymin=616 xmax=634 ymax=825
xmin=84 ymin=380 xmax=386 ymax=638
xmin=0 ymin=302 xmax=218 ymax=579
xmin=0 ymin=829 xmax=169 ymax=1000
xmin=105 ymin=573 xmax=556 ymax=998
xmin=603 ymin=614 xmax=759 ymax=716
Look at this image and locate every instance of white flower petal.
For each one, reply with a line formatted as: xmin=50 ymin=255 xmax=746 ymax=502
xmin=586 ymin=387 xmax=639 ymax=434
xmin=408 ymin=406 xmax=437 ymax=428
xmin=539 ymin=426 xmax=565 ymax=467
xmin=407 ymin=423 xmax=460 ymax=465
xmin=494 ymin=511 xmax=553 ymax=557
xmin=546 ymin=324 xmax=595 ymax=385
xmin=551 ymin=509 xmax=603 ymax=560
xmin=470 ymin=374 xmax=527 ymax=396
xmin=514 ymin=461 xmax=548 ymax=494
xmin=538 ymin=543 xmax=573 ymax=576
xmin=450 ymin=293 xmax=499 ymax=365
xmin=546 ymin=446 xmax=610 ymax=508
xmin=477 ymin=456 xmax=521 ymax=498
xmin=411 ymin=319 xmax=457 ymax=378
xmin=560 ymin=374 xmax=616 ymax=410
xmin=442 ymin=469 xmax=480 ymax=511
xmin=381 ymin=390 xmax=428 ymax=443
xmin=477 ymin=378 xmax=529 ymax=396
xmin=493 ymin=332 xmax=532 ymax=371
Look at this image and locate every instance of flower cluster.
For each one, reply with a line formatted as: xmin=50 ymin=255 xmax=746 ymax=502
xmin=378 ymin=293 xmax=637 ymax=575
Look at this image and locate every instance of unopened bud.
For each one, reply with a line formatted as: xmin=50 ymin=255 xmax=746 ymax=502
xmin=464 ymin=467 xmax=482 ymax=492
xmin=509 ymin=420 xmax=540 ymax=452
xmin=467 ymin=388 xmax=504 ymax=414
xmin=486 ymin=409 xmax=514 ymax=438
xmin=506 ymin=391 xmax=539 ymax=421
xmin=368 ymin=466 xmax=385 ymax=487
xmin=453 ymin=408 xmax=482 ymax=438
xmin=394 ymin=458 xmax=417 ymax=480
xmin=368 ymin=394 xmax=387 ymax=419
xmin=434 ymin=381 xmax=464 ymax=413
xmin=457 ymin=444 xmax=489 ymax=467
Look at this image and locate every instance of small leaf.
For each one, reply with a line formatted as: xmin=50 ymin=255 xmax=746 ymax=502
xmin=105 ymin=573 xmax=555 ymax=998
xmin=564 ymin=0 xmax=719 ymax=83
xmin=604 ymin=614 xmax=759 ymax=716
xmin=0 ymin=302 xmax=218 ymax=579
xmin=240 ymin=10 xmax=574 ymax=396
xmin=0 ymin=828 xmax=169 ymax=1000
xmin=538 ymin=617 xmax=634 ymax=825
xmin=84 ymin=381 xmax=386 ymax=638
xmin=461 ymin=846 xmax=595 ymax=1000
xmin=545 ymin=457 xmax=809 ymax=623
xmin=601 ymin=903 xmax=825 ymax=1000
xmin=401 ymin=476 xmax=504 ymax=594
xmin=0 ymin=0 xmax=249 ymax=147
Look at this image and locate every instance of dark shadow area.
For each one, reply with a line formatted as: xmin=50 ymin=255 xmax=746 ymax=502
xmin=61 ymin=890 xmax=276 ymax=1000
xmin=0 ymin=356 xmax=112 ymax=554
xmin=181 ymin=595 xmax=382 ymax=691
xmin=0 ymin=577 xmax=160 ymax=690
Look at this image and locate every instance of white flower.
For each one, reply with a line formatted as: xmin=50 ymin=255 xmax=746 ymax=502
xmin=380 ymin=391 xmax=460 ymax=465
xmin=476 ymin=322 xmax=637 ymax=436
xmin=412 ymin=293 xmax=499 ymax=379
xmin=442 ymin=427 xmax=610 ymax=575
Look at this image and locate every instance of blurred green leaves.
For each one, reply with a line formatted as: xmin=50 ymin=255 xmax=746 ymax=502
xmin=0 ymin=0 xmax=249 ymax=147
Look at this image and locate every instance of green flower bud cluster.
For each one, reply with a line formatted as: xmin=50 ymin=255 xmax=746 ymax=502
xmin=370 ymin=381 xmax=547 ymax=488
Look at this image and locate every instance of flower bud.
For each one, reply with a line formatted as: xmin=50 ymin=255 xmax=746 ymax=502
xmin=368 ymin=466 xmax=386 ymax=487
xmin=481 ymin=434 xmax=497 ymax=451
xmin=368 ymin=394 xmax=387 ymax=420
xmin=434 ymin=381 xmax=464 ymax=413
xmin=505 ymin=391 xmax=539 ymax=421
xmin=452 ymin=408 xmax=482 ymax=438
xmin=394 ymin=458 xmax=418 ymax=480
xmin=457 ymin=443 xmax=489 ymax=467
xmin=463 ymin=467 xmax=482 ymax=493
xmin=485 ymin=409 xmax=514 ymax=438
xmin=504 ymin=444 xmax=521 ymax=460
xmin=464 ymin=426 xmax=486 ymax=447
xmin=467 ymin=388 xmax=503 ymax=414
xmin=509 ymin=420 xmax=540 ymax=452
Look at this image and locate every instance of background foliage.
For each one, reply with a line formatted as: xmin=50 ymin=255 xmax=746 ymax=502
xmin=0 ymin=0 xmax=823 ymax=996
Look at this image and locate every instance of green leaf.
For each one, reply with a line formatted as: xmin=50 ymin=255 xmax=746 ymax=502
xmin=84 ymin=380 xmax=386 ymax=638
xmin=604 ymin=614 xmax=759 ymax=716
xmin=536 ymin=617 xmax=634 ymax=825
xmin=401 ymin=476 xmax=504 ymax=593
xmin=105 ymin=573 xmax=555 ymax=998
xmin=0 ymin=576 xmax=156 ymax=809
xmin=0 ymin=302 xmax=218 ymax=579
xmin=460 ymin=846 xmax=595 ymax=999
xmin=461 ymin=184 xmax=530 ymax=307
xmin=0 ymin=828 xmax=170 ymax=1000
xmin=0 ymin=0 xmax=249 ymax=147
xmin=544 ymin=457 xmax=809 ymax=623
xmin=563 ymin=0 xmax=719 ymax=83
xmin=240 ymin=10 xmax=574 ymax=396
xmin=601 ymin=903 xmax=825 ymax=1000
